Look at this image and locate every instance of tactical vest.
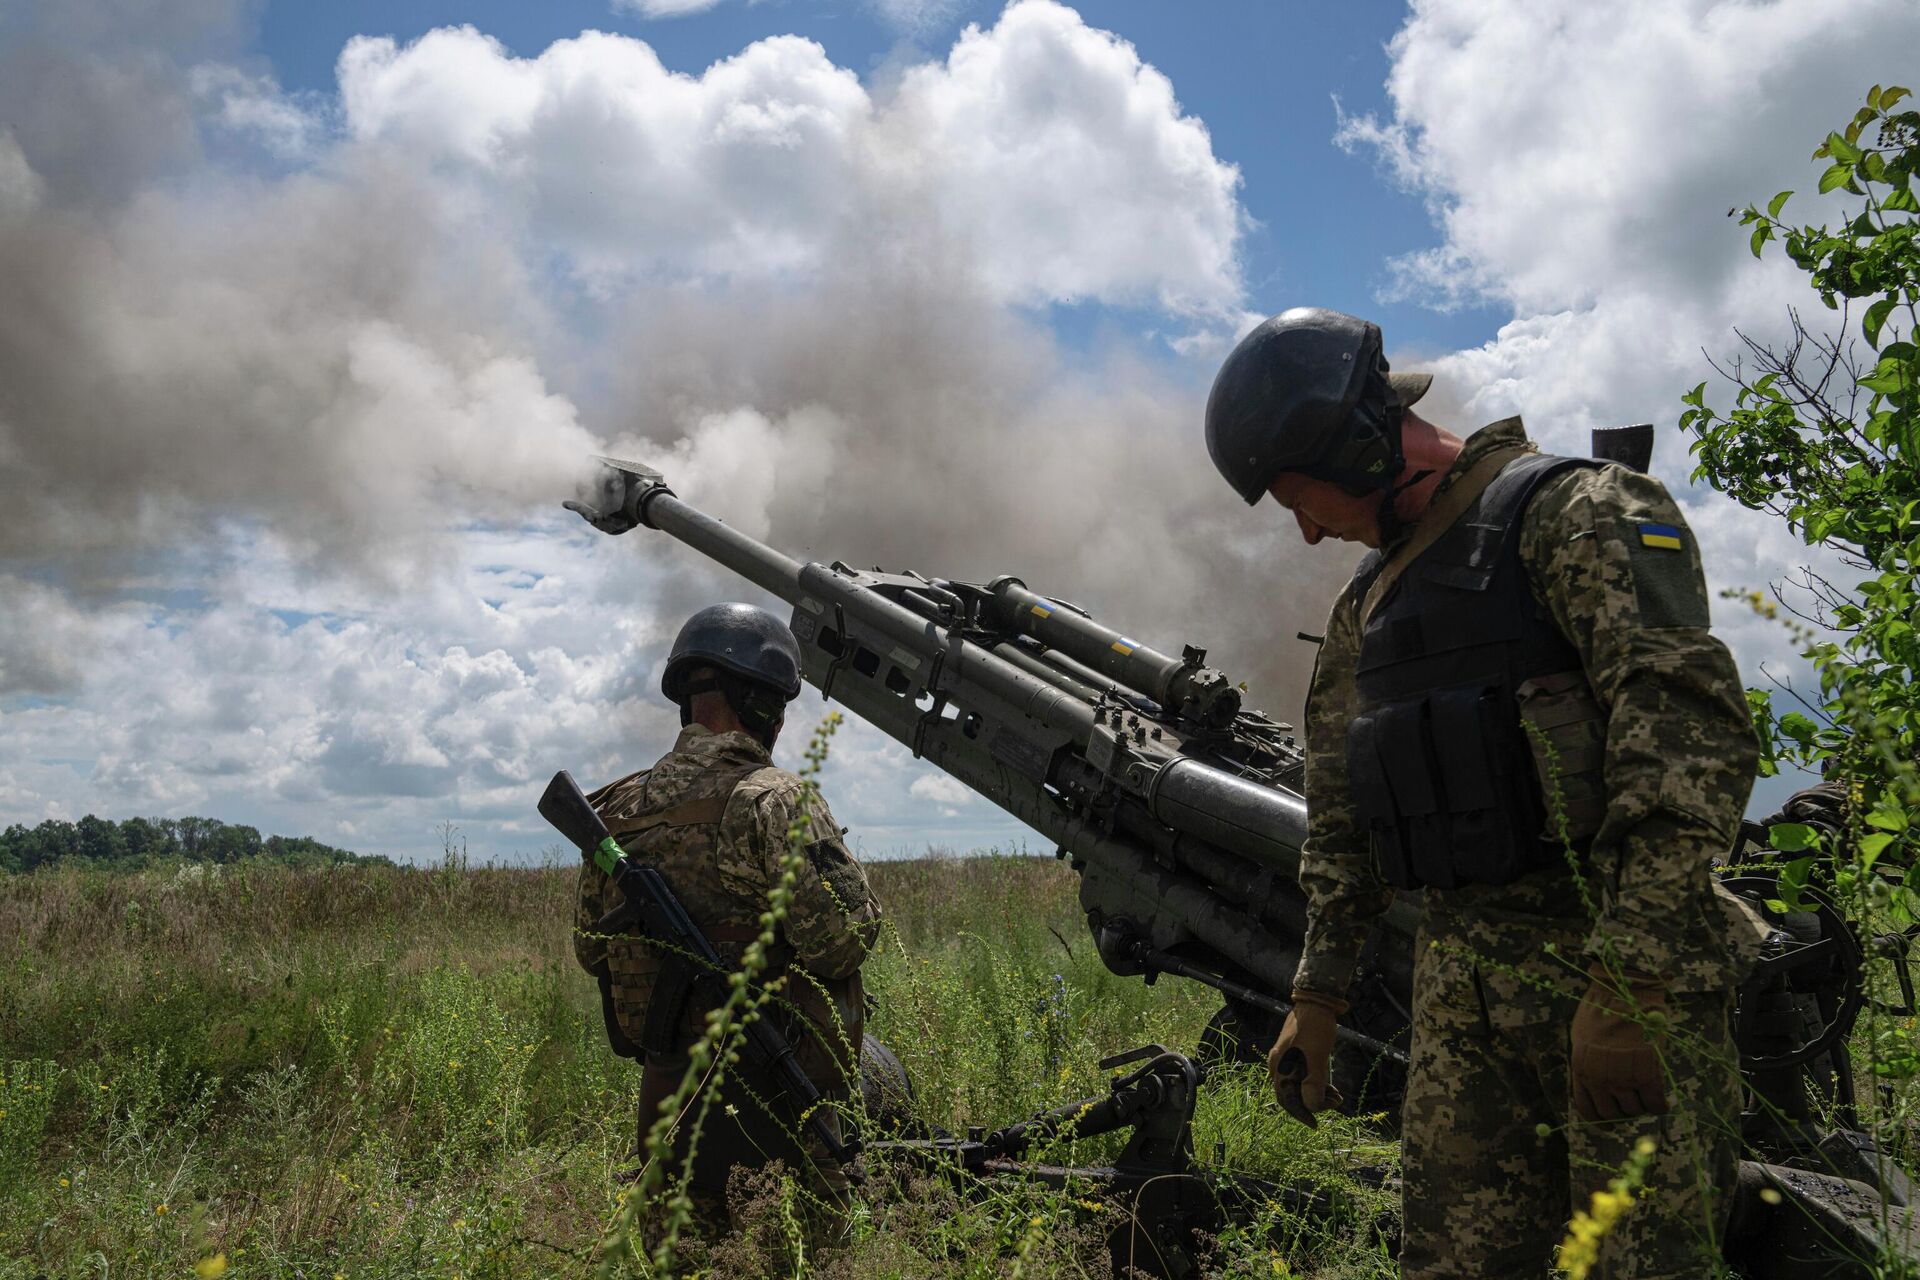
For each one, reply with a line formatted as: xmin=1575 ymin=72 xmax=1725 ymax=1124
xmin=575 ymin=763 xmax=769 ymax=1059
xmin=1345 ymin=451 xmax=1610 ymax=890
xmin=573 ymin=763 xmax=864 ymax=1085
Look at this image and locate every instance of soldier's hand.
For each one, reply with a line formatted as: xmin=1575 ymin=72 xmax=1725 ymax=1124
xmin=1570 ymin=966 xmax=1670 ymax=1122
xmin=1267 ymin=989 xmax=1348 ymax=1127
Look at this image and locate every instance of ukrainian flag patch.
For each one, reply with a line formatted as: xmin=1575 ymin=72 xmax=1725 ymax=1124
xmin=1638 ymin=523 xmax=1683 ymax=551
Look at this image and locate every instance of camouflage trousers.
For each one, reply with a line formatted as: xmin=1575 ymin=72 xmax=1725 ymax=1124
xmin=1400 ymin=916 xmax=1742 ymax=1279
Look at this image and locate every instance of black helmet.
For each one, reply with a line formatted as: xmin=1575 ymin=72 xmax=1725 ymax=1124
xmin=661 ymin=603 xmax=803 ymax=703
xmin=1204 ymin=307 xmax=1432 ymax=505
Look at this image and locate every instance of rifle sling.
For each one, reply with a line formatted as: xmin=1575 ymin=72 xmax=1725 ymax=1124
xmin=606 ymin=792 xmax=734 ymax=838
xmin=638 ymin=924 xmax=788 ymax=1056
xmin=1360 ymin=443 xmax=1533 ymax=629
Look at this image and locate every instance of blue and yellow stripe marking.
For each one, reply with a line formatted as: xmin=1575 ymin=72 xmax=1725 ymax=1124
xmin=1638 ymin=523 xmax=1683 ymax=551
xmin=1030 ymin=603 xmax=1053 ymax=620
xmin=1111 ymin=637 xmax=1137 ymax=656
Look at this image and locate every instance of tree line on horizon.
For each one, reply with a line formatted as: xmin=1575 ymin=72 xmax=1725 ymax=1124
xmin=0 ymin=813 xmax=390 ymax=874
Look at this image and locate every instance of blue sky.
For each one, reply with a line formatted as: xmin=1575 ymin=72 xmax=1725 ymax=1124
xmin=255 ymin=0 xmax=1503 ymax=354
xmin=4 ymin=0 xmax=1910 ymax=859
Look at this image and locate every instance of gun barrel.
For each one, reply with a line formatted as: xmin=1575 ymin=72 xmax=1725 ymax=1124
xmin=639 ymin=489 xmax=807 ymax=602
xmin=637 ymin=486 xmax=1100 ymax=747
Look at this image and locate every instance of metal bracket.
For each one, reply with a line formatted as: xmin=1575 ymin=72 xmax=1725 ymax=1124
xmin=820 ymin=603 xmax=851 ymax=703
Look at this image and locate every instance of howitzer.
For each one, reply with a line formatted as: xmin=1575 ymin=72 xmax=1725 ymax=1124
xmin=538 ymin=768 xmax=860 ymax=1169
xmin=565 ymin=456 xmax=1919 ymax=1277
xmin=565 ymin=457 xmax=1419 ymax=1090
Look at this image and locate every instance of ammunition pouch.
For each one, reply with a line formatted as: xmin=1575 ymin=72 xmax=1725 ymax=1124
xmin=595 ymin=963 xmax=642 ymax=1060
xmin=1349 ymin=680 xmax=1547 ymax=889
xmin=640 ymin=952 xmax=702 ymax=1060
xmin=1516 ymin=669 xmax=1608 ymax=843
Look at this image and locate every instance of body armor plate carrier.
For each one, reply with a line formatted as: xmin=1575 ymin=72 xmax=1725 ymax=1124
xmin=1347 ymin=452 xmax=1610 ymax=890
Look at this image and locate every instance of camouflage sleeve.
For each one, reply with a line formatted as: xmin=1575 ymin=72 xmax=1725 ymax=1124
xmin=1521 ymin=466 xmax=1759 ymax=984
xmin=748 ymin=776 xmax=883 ymax=980
xmin=1293 ymin=582 xmax=1396 ymax=997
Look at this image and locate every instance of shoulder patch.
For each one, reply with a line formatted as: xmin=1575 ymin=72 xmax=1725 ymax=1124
xmin=1614 ymin=518 xmax=1711 ymax=629
xmin=1637 ymin=522 xmax=1684 ymax=551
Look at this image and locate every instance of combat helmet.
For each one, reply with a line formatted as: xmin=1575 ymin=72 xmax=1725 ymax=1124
xmin=661 ymin=603 xmax=803 ymax=744
xmin=1205 ymin=307 xmax=1431 ymax=505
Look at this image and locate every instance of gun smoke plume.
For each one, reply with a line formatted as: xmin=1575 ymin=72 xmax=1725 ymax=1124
xmin=0 ymin=0 xmax=1355 ymax=847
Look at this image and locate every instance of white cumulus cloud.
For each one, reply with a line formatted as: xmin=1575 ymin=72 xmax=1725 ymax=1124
xmin=337 ymin=2 xmax=1245 ymax=316
xmin=1346 ymin=0 xmax=1920 ymax=804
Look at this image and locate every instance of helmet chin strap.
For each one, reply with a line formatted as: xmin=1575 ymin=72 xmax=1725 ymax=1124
xmin=1374 ymin=467 xmax=1435 ymax=545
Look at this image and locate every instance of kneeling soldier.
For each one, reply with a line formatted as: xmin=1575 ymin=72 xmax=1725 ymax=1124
xmin=572 ymin=603 xmax=883 ymax=1220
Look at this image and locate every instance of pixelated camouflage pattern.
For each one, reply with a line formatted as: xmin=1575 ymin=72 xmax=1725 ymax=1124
xmin=1400 ymin=926 xmax=1742 ymax=1278
xmin=573 ymin=722 xmax=882 ymax=1081
xmin=1290 ymin=416 xmax=1763 ymax=1276
xmin=1294 ymin=417 xmax=1765 ymax=999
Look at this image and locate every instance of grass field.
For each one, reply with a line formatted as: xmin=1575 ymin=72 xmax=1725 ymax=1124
xmin=0 ymin=855 xmax=1396 ymax=1279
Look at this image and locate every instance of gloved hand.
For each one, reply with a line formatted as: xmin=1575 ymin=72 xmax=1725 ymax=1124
xmin=1570 ymin=966 xmax=1670 ymax=1122
xmin=1267 ymin=988 xmax=1348 ymax=1127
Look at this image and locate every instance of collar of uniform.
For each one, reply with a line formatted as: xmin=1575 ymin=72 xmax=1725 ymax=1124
xmin=1379 ymin=416 xmax=1534 ymax=556
xmin=672 ymin=722 xmax=773 ymax=765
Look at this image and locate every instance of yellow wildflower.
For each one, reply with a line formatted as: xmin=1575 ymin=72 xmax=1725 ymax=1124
xmin=58 ymin=1177 xmax=69 ymax=1188
xmin=1557 ymin=1140 xmax=1654 ymax=1280
xmin=193 ymin=1255 xmax=228 ymax=1279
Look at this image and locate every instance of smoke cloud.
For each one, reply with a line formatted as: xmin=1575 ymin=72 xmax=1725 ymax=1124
xmin=0 ymin=0 xmax=1341 ymax=854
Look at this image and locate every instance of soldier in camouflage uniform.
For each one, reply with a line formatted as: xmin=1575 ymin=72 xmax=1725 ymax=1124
xmin=1206 ymin=308 xmax=1765 ymax=1278
xmin=571 ymin=603 xmax=883 ymax=1220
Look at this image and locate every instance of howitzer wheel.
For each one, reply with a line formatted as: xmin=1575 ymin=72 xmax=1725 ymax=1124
xmin=1197 ymin=1001 xmax=1278 ymax=1067
xmin=858 ymin=1034 xmax=918 ymax=1135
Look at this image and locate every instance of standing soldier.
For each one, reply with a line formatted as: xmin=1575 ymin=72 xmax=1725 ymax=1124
xmin=571 ymin=603 xmax=883 ymax=1224
xmin=1206 ymin=308 xmax=1764 ymax=1276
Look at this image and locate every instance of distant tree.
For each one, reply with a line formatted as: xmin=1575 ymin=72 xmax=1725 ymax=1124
xmin=73 ymin=814 xmax=129 ymax=865
xmin=120 ymin=816 xmax=173 ymax=861
xmin=0 ymin=814 xmax=381 ymax=873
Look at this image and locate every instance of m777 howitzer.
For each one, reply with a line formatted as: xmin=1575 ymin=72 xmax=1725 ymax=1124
xmin=566 ymin=451 xmax=1920 ymax=1280
xmin=565 ymin=456 xmax=1417 ymax=1081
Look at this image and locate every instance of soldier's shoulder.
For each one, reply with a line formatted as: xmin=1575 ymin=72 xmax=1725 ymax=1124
xmin=1528 ymin=457 xmax=1686 ymax=529
xmin=729 ymin=763 xmax=805 ymax=798
xmin=587 ymin=766 xmax=654 ymax=817
xmin=728 ymin=765 xmax=825 ymax=821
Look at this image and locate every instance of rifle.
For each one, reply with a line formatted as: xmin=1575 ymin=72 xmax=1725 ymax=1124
xmin=564 ymin=454 xmax=1920 ymax=1278
xmin=538 ymin=768 xmax=860 ymax=1168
